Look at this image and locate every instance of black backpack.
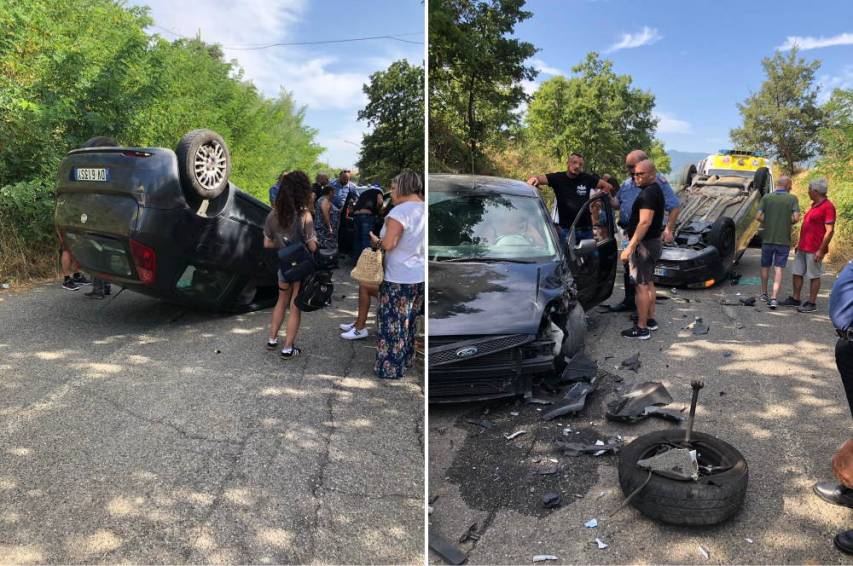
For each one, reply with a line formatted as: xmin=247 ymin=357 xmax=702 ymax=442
xmin=295 ymin=270 xmax=333 ymax=312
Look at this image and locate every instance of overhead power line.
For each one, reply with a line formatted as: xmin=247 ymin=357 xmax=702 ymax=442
xmin=149 ymin=25 xmax=423 ymax=49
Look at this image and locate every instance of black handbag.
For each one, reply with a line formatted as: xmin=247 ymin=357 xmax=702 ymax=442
xmin=277 ymin=216 xmax=316 ymax=282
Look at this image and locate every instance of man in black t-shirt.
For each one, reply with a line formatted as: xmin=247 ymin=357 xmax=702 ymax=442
xmin=527 ymin=153 xmax=617 ymax=244
xmin=620 ymin=159 xmax=664 ymax=340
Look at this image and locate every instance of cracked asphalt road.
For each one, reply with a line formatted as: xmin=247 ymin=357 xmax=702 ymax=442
xmin=429 ymin=249 xmax=850 ymax=565
xmin=0 ymin=269 xmax=423 ymax=564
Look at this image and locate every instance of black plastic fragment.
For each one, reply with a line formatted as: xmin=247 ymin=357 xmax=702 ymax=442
xmin=429 ymin=531 xmax=468 ymax=565
xmin=555 ymin=437 xmax=622 ymax=456
xmin=561 ymin=351 xmax=598 ymax=382
xmin=620 ymin=352 xmax=641 ymax=372
xmin=543 ymin=491 xmax=562 ymax=508
xmin=606 ymin=381 xmax=674 ymax=422
xmin=541 ymin=381 xmax=596 ymax=421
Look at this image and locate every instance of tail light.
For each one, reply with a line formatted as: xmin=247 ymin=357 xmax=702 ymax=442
xmin=130 ymin=239 xmax=156 ymax=285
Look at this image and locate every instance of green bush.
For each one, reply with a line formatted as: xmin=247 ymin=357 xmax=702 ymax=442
xmin=0 ymin=178 xmax=57 ymax=281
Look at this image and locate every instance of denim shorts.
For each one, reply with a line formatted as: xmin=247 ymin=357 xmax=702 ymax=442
xmin=760 ymin=244 xmax=790 ymax=268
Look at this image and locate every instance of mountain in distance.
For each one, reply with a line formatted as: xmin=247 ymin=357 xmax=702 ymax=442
xmin=667 ymin=149 xmax=709 ymax=174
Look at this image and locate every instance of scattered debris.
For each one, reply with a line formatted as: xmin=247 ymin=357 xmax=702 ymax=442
xmin=458 ymin=523 xmax=480 ymax=543
xmin=555 ymin=437 xmax=622 ymax=456
xmin=685 ymin=317 xmax=710 ymax=335
xmin=542 ymin=492 xmax=562 ymax=509
xmin=428 ymin=532 xmax=467 ymax=565
xmin=729 ymin=272 xmax=742 ymax=285
xmin=723 ymin=352 xmax=732 ymax=358
xmin=641 ymin=405 xmax=686 ymax=423
xmin=606 ymin=381 xmax=674 ymax=422
xmin=527 ymin=398 xmax=553 ymax=406
xmin=429 ymin=494 xmax=439 ymax=504
xmin=214 ymin=349 xmax=222 ymax=354
xmin=698 ymin=545 xmax=710 ymax=560
xmin=429 ymin=505 xmax=434 ymax=514
xmin=465 ymin=418 xmax=495 ymax=430
xmin=620 ymin=352 xmax=641 ymax=372
xmin=535 ymin=464 xmax=560 ymax=476
xmin=584 ymin=518 xmax=598 ymax=528
xmin=739 ymin=296 xmax=756 ymax=306
xmin=595 ymin=538 xmax=608 ymax=550
xmin=510 ymin=411 xmax=519 ymax=416
xmin=574 ymin=493 xmax=584 ymax=498
xmin=504 ymin=430 xmax=527 ymax=441
xmin=638 ymin=447 xmax=699 ymax=480
xmin=532 ymin=555 xmax=558 ymax=563
xmin=745 ymin=538 xmax=753 ymax=544
xmin=541 ymin=381 xmax=596 ymax=421
xmin=560 ymin=352 xmax=598 ymax=382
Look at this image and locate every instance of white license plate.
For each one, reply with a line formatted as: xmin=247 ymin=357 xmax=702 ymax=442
xmin=654 ymin=267 xmax=665 ymax=276
xmin=75 ymin=168 xmax=108 ymax=181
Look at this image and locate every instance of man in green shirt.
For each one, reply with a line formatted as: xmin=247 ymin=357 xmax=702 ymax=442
xmin=756 ymin=176 xmax=800 ymax=309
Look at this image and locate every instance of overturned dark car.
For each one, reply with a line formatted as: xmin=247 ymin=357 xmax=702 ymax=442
xmin=55 ymin=130 xmax=280 ymax=311
xmin=654 ymin=160 xmax=772 ymax=288
xmin=428 ymin=175 xmax=618 ymax=403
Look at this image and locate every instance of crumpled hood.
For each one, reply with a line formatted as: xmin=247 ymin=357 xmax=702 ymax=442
xmin=428 ymin=261 xmax=545 ymax=337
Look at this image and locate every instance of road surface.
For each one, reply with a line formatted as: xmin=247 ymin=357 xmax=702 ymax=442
xmin=429 ymin=249 xmax=850 ymax=564
xmin=0 ymin=270 xmax=424 ymax=564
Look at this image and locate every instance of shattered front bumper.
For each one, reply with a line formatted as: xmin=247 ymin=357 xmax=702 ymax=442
xmin=653 ymin=245 xmax=725 ymax=288
xmin=428 ymin=335 xmax=555 ymax=403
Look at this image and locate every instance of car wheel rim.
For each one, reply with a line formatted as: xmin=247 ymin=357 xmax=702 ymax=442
xmin=193 ymin=141 xmax=226 ymax=190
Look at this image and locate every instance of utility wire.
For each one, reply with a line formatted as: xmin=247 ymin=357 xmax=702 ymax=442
xmin=149 ymin=25 xmax=423 ymax=48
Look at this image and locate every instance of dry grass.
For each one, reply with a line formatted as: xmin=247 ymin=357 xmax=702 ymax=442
xmin=0 ymin=216 xmax=58 ymax=284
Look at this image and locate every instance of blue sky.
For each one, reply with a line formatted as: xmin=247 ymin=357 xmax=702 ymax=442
xmin=515 ymin=0 xmax=853 ymax=154
xmin=128 ymin=0 xmax=425 ymax=169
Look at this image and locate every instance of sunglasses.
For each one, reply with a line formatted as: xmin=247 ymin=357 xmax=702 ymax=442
xmin=631 ymin=171 xmax=647 ymax=177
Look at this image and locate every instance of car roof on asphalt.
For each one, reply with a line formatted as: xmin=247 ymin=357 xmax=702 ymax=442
xmin=429 ymin=174 xmax=539 ymax=197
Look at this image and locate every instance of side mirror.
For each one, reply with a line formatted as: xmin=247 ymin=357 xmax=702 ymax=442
xmin=575 ymin=238 xmax=596 ymax=256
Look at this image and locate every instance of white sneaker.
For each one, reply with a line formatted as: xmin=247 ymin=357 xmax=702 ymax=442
xmin=340 ymin=327 xmax=369 ymax=340
xmin=339 ymin=321 xmax=356 ymax=331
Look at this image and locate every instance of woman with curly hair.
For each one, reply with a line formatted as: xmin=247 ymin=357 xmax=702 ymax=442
xmin=263 ymin=170 xmax=318 ymax=360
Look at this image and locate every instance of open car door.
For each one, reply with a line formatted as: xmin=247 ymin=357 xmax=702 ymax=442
xmin=565 ymin=194 xmax=618 ymax=309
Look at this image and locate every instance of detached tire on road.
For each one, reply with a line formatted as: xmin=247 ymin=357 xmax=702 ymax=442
xmin=176 ymin=129 xmax=231 ymax=201
xmin=679 ymin=163 xmax=697 ymax=189
xmin=618 ymin=430 xmax=748 ymax=526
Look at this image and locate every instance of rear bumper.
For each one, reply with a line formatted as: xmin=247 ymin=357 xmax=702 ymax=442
xmin=653 ymin=245 xmax=725 ymax=287
xmin=428 ymin=351 xmax=555 ymax=404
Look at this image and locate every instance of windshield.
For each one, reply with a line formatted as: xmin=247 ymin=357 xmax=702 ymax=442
xmin=706 ymin=169 xmax=755 ymax=179
xmin=428 ymin=192 xmax=557 ymax=261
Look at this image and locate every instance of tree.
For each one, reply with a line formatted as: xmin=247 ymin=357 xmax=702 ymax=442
xmin=429 ymin=0 xmax=537 ymax=172
xmin=730 ymin=48 xmax=824 ymax=176
xmin=356 ymin=60 xmax=424 ymax=184
xmin=817 ymin=88 xmax=853 ymax=181
xmin=525 ymin=53 xmax=659 ymax=175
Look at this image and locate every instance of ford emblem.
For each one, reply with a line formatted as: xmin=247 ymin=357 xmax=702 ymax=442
xmin=456 ymin=346 xmax=479 ymax=358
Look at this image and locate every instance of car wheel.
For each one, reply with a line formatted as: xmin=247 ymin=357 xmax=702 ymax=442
xmin=176 ymin=129 xmax=231 ymax=201
xmin=707 ymin=216 xmax=736 ymax=274
xmin=561 ymin=302 xmax=586 ymax=359
xmin=753 ymin=167 xmax=770 ymax=196
xmin=679 ymin=163 xmax=697 ymax=189
xmin=618 ymin=429 xmax=748 ymax=526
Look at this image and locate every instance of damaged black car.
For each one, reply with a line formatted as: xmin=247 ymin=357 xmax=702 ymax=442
xmin=54 ymin=130 xmax=280 ymax=312
xmin=428 ymin=175 xmax=618 ymax=402
xmin=655 ymin=163 xmax=772 ymax=288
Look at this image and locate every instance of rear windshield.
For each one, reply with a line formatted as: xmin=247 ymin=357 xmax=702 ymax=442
xmin=64 ymin=232 xmax=134 ymax=278
xmin=428 ymin=192 xmax=557 ymax=261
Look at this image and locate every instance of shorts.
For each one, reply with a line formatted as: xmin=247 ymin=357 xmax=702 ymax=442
xmin=792 ymin=249 xmax=824 ymax=279
xmin=629 ymin=238 xmax=662 ymax=285
xmin=760 ymin=244 xmax=790 ymax=268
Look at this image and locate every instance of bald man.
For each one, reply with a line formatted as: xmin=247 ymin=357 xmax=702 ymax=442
xmin=756 ymin=175 xmax=799 ymax=309
xmin=620 ymin=159 xmax=665 ymax=339
xmin=608 ymin=149 xmax=680 ymax=313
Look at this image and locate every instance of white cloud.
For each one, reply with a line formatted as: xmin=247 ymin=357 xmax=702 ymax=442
xmin=818 ymin=65 xmax=853 ymax=103
xmin=606 ymin=26 xmax=662 ymax=53
xmin=654 ymin=111 xmax=691 ymax=134
xmin=531 ymin=59 xmax=562 ymax=76
xmin=778 ymin=32 xmax=853 ymax=51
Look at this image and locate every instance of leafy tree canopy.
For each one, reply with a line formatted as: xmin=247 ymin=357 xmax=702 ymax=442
xmin=730 ymin=48 xmax=824 ymax=176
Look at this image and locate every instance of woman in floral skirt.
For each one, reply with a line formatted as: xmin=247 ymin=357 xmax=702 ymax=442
xmin=369 ymin=171 xmax=424 ymax=379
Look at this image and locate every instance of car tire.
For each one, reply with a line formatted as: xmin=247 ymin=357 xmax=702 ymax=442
xmin=679 ymin=164 xmax=697 ymax=189
xmin=707 ymin=216 xmax=736 ymax=274
xmin=561 ymin=302 xmax=586 ymax=359
xmin=176 ymin=129 xmax=231 ymax=200
xmin=753 ymin=167 xmax=770 ymax=196
xmin=618 ymin=429 xmax=748 ymax=526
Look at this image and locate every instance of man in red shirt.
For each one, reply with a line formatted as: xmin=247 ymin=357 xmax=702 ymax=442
xmin=780 ymin=178 xmax=836 ymax=312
